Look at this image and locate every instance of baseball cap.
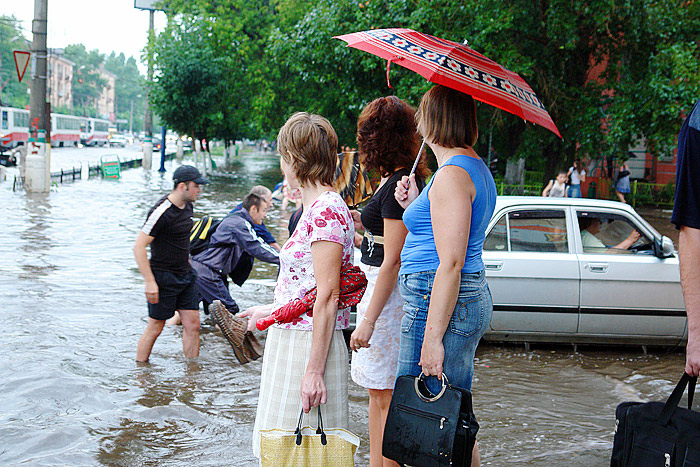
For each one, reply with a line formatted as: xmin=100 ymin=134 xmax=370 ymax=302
xmin=173 ymin=165 xmax=209 ymax=185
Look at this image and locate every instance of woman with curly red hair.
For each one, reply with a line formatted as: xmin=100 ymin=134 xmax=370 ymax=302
xmin=349 ymin=96 xmax=428 ymax=467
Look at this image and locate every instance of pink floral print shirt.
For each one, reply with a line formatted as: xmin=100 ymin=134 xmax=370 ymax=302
xmin=272 ymin=191 xmax=355 ymax=331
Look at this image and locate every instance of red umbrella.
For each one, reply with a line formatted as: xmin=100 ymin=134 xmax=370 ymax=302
xmin=256 ymin=265 xmax=368 ymax=331
xmin=335 ymin=28 xmax=561 ymax=138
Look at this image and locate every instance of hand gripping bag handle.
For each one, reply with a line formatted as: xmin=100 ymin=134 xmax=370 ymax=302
xmin=658 ymin=372 xmax=697 ymax=426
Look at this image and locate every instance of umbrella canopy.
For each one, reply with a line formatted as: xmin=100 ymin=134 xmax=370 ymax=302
xmin=335 ymin=28 xmax=561 ymax=138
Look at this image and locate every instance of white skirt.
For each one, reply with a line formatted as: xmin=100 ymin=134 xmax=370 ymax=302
xmin=252 ymin=326 xmax=349 ymax=459
xmin=350 ymin=263 xmax=405 ymax=390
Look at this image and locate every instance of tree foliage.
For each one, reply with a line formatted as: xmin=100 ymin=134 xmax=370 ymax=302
xmin=0 ymin=15 xmax=31 ymax=108
xmin=150 ymin=0 xmax=700 ymax=178
xmin=149 ymin=16 xmax=227 ymax=142
xmin=104 ymin=52 xmax=146 ymax=133
xmin=64 ymin=44 xmax=108 ymax=116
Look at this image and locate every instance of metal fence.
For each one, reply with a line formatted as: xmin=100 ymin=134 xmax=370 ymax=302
xmin=631 ymin=181 xmax=675 ymax=207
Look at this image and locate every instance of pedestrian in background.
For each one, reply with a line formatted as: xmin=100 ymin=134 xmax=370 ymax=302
xmin=542 ymin=170 xmax=568 ymax=197
xmin=229 ymin=185 xmax=281 ymax=251
xmin=190 ymin=190 xmax=280 ymax=363
xmin=567 ymin=160 xmax=586 ymax=198
xmin=134 ymin=165 xmax=208 ymax=362
xmin=615 ymin=160 xmax=632 ymax=204
xmin=394 ymin=85 xmax=497 ymax=466
xmin=672 ymin=98 xmax=700 ymax=377
xmin=349 ymin=96 xmax=428 ymax=467
xmin=241 ymin=112 xmax=355 ymax=459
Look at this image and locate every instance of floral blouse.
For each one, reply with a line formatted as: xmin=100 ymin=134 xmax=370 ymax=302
xmin=272 ymin=191 xmax=355 ymax=331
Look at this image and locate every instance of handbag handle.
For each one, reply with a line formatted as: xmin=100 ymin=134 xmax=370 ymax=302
xmin=294 ymin=406 xmax=327 ymax=446
xmin=658 ymin=372 xmax=698 ymax=426
xmin=414 ymin=373 xmax=450 ymax=402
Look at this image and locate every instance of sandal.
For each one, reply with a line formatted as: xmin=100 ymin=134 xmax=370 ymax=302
xmin=210 ymin=301 xmax=249 ymax=364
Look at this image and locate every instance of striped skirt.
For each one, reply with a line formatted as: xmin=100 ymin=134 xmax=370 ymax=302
xmin=252 ymin=326 xmax=349 ymax=459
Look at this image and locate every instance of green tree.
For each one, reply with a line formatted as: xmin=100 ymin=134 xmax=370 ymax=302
xmin=0 ymin=15 xmax=31 ymax=108
xmin=64 ymin=44 xmax=107 ymax=116
xmin=104 ymin=52 xmax=146 ymax=133
xmin=150 ymin=16 xmax=227 ymax=143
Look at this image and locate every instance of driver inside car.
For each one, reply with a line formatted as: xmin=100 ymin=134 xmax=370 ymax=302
xmin=579 ymin=217 xmax=641 ymax=253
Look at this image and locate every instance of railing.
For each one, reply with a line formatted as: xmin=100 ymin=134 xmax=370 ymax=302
xmin=50 ymin=167 xmax=82 ymax=183
xmin=631 ymin=181 xmax=675 ymax=208
xmin=524 ymin=170 xmax=543 ymax=185
xmin=495 ymin=181 xmax=542 ymax=196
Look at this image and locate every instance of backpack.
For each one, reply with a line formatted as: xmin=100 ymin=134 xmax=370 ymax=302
xmin=190 ymin=215 xmax=222 ymax=256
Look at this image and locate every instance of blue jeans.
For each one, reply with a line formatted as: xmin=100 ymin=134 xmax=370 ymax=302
xmin=568 ymin=184 xmax=582 ymax=198
xmin=396 ymin=270 xmax=492 ymax=394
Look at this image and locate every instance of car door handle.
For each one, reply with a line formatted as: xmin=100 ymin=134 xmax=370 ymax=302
xmin=585 ymin=262 xmax=609 ymax=273
xmin=484 ymin=262 xmax=503 ymax=271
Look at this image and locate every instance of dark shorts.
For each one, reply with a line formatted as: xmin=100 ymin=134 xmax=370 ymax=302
xmin=148 ymin=269 xmax=199 ymax=321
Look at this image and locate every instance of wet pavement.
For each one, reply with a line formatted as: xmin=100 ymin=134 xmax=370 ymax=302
xmin=0 ymin=148 xmax=689 ymax=466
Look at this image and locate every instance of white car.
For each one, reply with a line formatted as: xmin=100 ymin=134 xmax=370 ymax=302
xmin=482 ymin=197 xmax=683 ymax=345
xmin=109 ymin=135 xmax=128 ymax=148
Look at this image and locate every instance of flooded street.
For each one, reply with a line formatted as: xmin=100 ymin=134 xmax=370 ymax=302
xmin=0 ymin=148 xmax=688 ymax=466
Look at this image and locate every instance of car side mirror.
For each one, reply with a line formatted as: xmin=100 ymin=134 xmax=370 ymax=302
xmin=654 ymin=235 xmax=675 ymax=258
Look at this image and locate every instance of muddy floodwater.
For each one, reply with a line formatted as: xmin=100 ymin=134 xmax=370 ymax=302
xmin=0 ymin=147 xmax=689 ymax=466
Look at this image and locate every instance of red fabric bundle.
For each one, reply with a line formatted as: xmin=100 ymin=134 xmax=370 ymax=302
xmin=256 ymin=265 xmax=367 ymax=331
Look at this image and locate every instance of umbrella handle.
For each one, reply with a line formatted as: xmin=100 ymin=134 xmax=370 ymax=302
xmin=408 ymin=138 xmax=426 ymax=182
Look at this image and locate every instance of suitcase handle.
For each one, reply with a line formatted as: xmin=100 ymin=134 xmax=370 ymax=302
xmin=659 ymin=372 xmax=697 ymax=426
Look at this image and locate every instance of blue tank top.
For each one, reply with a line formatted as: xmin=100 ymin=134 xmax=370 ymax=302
xmin=400 ymin=154 xmax=497 ymax=275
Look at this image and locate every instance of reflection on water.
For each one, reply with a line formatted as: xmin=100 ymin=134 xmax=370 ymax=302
xmin=0 ymin=151 xmax=689 ymax=466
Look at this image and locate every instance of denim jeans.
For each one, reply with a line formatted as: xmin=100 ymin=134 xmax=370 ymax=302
xmin=396 ymin=270 xmax=492 ymax=394
xmin=568 ymin=184 xmax=582 ymax=198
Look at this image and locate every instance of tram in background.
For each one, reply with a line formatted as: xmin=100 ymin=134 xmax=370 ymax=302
xmin=80 ymin=118 xmax=110 ymax=146
xmin=0 ymin=106 xmax=110 ymax=148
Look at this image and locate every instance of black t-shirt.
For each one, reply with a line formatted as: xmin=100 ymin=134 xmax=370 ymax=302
xmin=360 ymin=168 xmax=425 ymax=266
xmin=142 ymin=195 xmax=193 ymax=274
xmin=672 ymin=99 xmax=700 ymax=230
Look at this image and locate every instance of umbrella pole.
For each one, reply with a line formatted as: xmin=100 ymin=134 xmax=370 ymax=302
xmin=409 ymin=139 xmax=426 ymax=177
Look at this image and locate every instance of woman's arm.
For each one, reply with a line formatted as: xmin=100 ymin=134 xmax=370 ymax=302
xmin=350 ymin=218 xmax=408 ymax=351
xmin=420 ymin=166 xmax=475 ymax=379
xmin=239 ymin=304 xmax=275 ymax=332
xmin=301 ymin=240 xmax=343 ymax=413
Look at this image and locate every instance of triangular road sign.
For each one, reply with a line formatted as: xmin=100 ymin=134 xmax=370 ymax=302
xmin=14 ymin=51 xmax=31 ymax=83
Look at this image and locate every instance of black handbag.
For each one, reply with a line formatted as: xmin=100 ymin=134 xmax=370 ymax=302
xmin=610 ymin=372 xmax=700 ymax=467
xmin=382 ymin=374 xmax=479 ymax=467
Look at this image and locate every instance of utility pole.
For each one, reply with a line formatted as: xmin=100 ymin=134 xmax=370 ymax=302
xmin=142 ymin=10 xmax=154 ymax=169
xmin=26 ymin=0 xmax=50 ymax=193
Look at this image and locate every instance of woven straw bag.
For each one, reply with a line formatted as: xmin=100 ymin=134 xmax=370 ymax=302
xmin=260 ymin=408 xmax=359 ymax=467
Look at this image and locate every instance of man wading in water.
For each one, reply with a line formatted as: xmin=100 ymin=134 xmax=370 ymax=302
xmin=134 ymin=165 xmax=209 ymax=362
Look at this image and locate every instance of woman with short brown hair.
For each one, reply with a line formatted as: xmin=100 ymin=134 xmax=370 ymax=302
xmin=242 ymin=112 xmax=356 ymax=460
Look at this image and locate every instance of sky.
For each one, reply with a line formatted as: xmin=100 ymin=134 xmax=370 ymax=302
xmin=2 ymin=0 xmax=167 ymax=74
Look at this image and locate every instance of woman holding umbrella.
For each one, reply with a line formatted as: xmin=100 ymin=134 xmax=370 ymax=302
xmin=395 ymin=84 xmax=497 ymax=465
xmin=349 ymin=96 xmax=428 ymax=467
